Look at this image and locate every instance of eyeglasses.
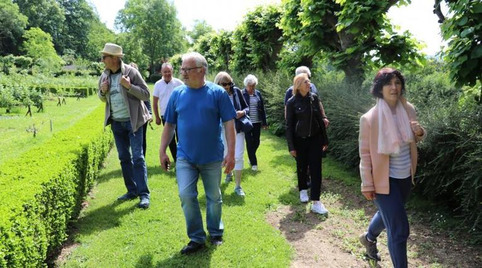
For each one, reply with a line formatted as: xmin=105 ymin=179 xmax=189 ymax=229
xmin=101 ymin=55 xmax=112 ymax=60
xmin=180 ymin=66 xmax=202 ymax=73
xmin=220 ymin=82 xmax=233 ymax=87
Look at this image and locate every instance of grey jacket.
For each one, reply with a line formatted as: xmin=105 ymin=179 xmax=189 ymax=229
xmin=98 ymin=62 xmax=151 ymax=132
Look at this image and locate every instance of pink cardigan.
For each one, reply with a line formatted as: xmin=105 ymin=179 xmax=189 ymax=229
xmin=359 ymin=100 xmax=425 ymax=194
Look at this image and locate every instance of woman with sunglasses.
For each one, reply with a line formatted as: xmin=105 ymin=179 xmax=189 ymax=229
xmin=286 ymin=73 xmax=329 ymax=214
xmin=214 ymin=72 xmax=249 ymax=196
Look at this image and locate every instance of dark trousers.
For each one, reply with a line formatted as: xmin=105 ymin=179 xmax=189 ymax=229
xmin=161 ymin=116 xmax=177 ymax=162
xmin=294 ymin=134 xmax=323 ymax=200
xmin=142 ymin=122 xmax=148 ymax=157
xmin=367 ymin=177 xmax=412 ymax=268
xmin=245 ymin=123 xmax=262 ymax=166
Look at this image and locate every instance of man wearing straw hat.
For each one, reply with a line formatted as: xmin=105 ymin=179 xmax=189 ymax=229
xmin=98 ymin=43 xmax=152 ymax=209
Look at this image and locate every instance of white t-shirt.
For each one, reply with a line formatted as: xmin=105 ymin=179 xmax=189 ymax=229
xmin=153 ymin=77 xmax=183 ymax=116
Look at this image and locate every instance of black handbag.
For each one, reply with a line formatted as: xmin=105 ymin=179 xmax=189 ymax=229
xmin=238 ymin=114 xmax=253 ymax=133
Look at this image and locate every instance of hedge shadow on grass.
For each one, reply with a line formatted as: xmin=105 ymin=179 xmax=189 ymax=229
xmin=74 ymin=201 xmax=137 ymax=237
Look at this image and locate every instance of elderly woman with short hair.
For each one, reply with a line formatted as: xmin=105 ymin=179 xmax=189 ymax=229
xmin=242 ymin=74 xmax=268 ymax=172
xmin=214 ymin=71 xmax=249 ymax=196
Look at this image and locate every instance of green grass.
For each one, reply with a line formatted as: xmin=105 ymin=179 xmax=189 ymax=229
xmin=55 ymin=113 xmax=481 ymax=267
xmin=0 ymin=96 xmax=102 ymax=165
xmin=58 ymin=128 xmax=294 ymax=267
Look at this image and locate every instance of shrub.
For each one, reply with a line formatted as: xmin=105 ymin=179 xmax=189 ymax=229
xmin=249 ymin=65 xmax=482 ymax=241
xmin=0 ymin=105 xmax=113 ymax=266
xmin=415 ymin=98 xmax=482 ymax=241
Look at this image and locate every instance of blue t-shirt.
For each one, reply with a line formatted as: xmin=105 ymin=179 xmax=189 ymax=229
xmin=164 ymin=82 xmax=236 ymax=164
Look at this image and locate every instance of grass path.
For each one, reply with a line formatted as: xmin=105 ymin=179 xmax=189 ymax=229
xmin=0 ymin=96 xmax=101 ymax=165
xmin=57 ymin=123 xmax=481 ymax=267
xmin=57 ymin=125 xmax=295 ymax=267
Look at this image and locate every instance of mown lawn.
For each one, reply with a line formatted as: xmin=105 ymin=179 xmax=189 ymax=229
xmin=57 ymin=125 xmax=295 ymax=267
xmin=55 ymin=121 xmax=482 ymax=267
xmin=0 ymin=96 xmax=101 ymax=165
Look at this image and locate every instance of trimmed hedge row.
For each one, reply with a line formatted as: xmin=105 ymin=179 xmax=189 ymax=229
xmin=0 ymin=105 xmax=112 ymax=267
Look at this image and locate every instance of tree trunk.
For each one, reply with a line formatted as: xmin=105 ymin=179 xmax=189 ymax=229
xmin=341 ymin=56 xmax=365 ymax=87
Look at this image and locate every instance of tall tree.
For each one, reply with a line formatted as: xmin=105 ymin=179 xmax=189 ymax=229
xmin=116 ymin=0 xmax=187 ymax=77
xmin=231 ymin=5 xmax=283 ymax=73
xmin=13 ymin=0 xmax=65 ymax=53
xmin=188 ymin=20 xmax=215 ymax=45
xmin=0 ymin=0 xmax=28 ymax=55
xmin=280 ymin=0 xmax=423 ymax=85
xmin=435 ymin=0 xmax=482 ymax=103
xmin=57 ymin=0 xmax=95 ymax=58
xmin=85 ymin=19 xmax=116 ymax=62
xmin=22 ymin=27 xmax=63 ymax=73
xmin=193 ymin=30 xmax=233 ymax=73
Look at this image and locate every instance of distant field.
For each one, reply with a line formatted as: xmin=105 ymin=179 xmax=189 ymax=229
xmin=0 ymin=96 xmax=102 ymax=165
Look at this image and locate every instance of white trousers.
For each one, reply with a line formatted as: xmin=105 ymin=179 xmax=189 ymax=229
xmin=222 ymin=127 xmax=245 ymax=171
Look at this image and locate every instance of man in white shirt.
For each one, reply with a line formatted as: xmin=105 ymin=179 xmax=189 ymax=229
xmin=153 ymin=62 xmax=183 ymax=162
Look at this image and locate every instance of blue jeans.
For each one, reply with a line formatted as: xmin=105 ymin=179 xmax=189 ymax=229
xmin=367 ymin=177 xmax=411 ymax=268
xmin=111 ymin=121 xmax=149 ymax=198
xmin=176 ymin=158 xmax=224 ymax=243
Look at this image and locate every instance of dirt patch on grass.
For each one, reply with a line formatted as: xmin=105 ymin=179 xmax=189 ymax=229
xmin=266 ymin=178 xmax=482 ymax=267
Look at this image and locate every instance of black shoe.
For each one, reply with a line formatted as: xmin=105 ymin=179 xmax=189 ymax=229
xmin=180 ymin=241 xmax=205 ymax=254
xmin=210 ymin=236 xmax=223 ymax=246
xmin=359 ymin=233 xmax=381 ymax=261
xmin=138 ymin=197 xmax=150 ymax=209
xmin=117 ymin=193 xmax=137 ymax=201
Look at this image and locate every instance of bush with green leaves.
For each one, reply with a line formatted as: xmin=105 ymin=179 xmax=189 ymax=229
xmin=0 ymin=105 xmax=112 ymax=267
xmin=0 ymin=55 xmax=34 ymax=75
xmin=248 ymin=63 xmax=481 ymax=241
xmin=0 ymin=74 xmax=97 ymax=113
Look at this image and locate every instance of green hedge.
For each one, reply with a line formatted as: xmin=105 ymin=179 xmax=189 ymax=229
xmin=241 ymin=66 xmax=481 ymax=242
xmin=0 ymin=105 xmax=112 ymax=267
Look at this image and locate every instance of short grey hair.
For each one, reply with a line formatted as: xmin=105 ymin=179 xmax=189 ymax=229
xmin=161 ymin=62 xmax=173 ymax=70
xmin=295 ymin=66 xmax=311 ymax=77
xmin=244 ymin=74 xmax=258 ymax=87
xmin=182 ymin=52 xmax=208 ymax=73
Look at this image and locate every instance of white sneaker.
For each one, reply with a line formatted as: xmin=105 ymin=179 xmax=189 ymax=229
xmin=299 ymin=190 xmax=309 ymax=203
xmin=235 ymin=186 xmax=245 ymax=196
xmin=311 ymin=201 xmax=329 ymax=215
xmin=251 ymin=165 xmax=258 ymax=171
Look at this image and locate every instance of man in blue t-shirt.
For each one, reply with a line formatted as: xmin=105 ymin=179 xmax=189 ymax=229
xmin=160 ymin=52 xmax=236 ymax=255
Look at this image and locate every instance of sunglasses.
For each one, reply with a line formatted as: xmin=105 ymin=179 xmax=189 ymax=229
xmin=220 ymin=82 xmax=233 ymax=87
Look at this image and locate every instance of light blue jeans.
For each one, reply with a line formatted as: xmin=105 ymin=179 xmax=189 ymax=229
xmin=176 ymin=158 xmax=224 ymax=243
xmin=111 ymin=120 xmax=149 ymax=198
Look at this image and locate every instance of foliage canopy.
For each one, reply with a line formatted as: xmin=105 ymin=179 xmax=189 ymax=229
xmin=279 ymin=0 xmax=423 ymax=84
xmin=116 ymin=0 xmax=187 ymax=76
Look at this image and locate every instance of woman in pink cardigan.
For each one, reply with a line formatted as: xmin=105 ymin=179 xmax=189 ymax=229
xmin=358 ymin=68 xmax=426 ymax=267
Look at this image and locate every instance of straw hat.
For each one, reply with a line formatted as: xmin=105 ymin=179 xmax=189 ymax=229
xmin=100 ymin=43 xmax=124 ymax=57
